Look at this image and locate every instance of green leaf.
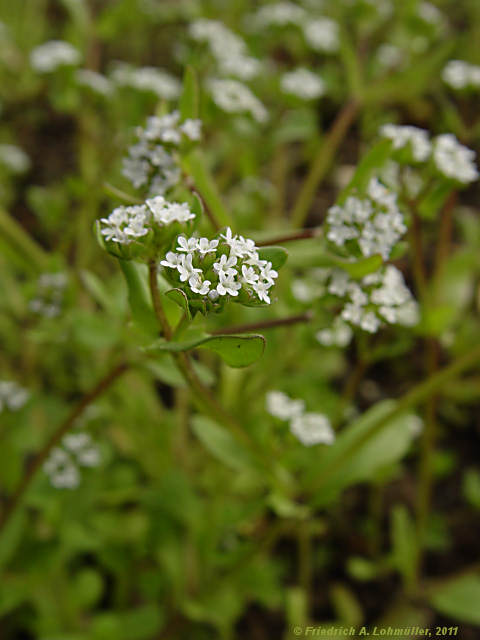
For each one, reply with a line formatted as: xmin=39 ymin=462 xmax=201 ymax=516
xmin=309 ymin=401 xmax=417 ymax=506
xmin=390 ymin=505 xmax=418 ymax=590
xmin=180 ymin=66 xmax=199 ymax=120
xmin=257 ymin=246 xmax=288 ymax=270
xmin=165 ymin=288 xmax=192 ymax=320
xmin=429 ymin=574 xmax=480 ymax=625
xmin=0 ymin=207 xmax=49 ymax=274
xmin=146 ymin=333 xmax=266 ymax=368
xmin=333 ymin=254 xmax=383 ymax=279
xmin=338 ymin=139 xmax=393 ymax=204
xmin=118 ymin=260 xmax=158 ymax=336
xmin=182 ymin=150 xmax=233 ymax=227
xmin=191 ymin=416 xmax=255 ymax=471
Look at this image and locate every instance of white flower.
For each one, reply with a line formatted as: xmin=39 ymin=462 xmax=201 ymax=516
xmin=380 ymin=124 xmax=431 ymax=162
xmin=177 ymin=253 xmax=202 ymax=282
xmin=208 ymin=78 xmax=268 ymax=123
xmin=316 ymin=318 xmax=353 ymax=347
xmin=266 ymin=391 xmax=304 ymax=420
xmin=111 ymin=63 xmax=181 ymax=99
xmin=189 ymin=19 xmax=260 ymax=80
xmin=433 ymin=134 xmax=479 ymax=184
xmin=303 ymin=18 xmax=339 ymax=53
xmin=177 ymin=236 xmax=199 ymax=253
xmin=197 ymin=237 xmax=219 ymax=254
xmin=180 ymin=119 xmax=202 ymax=140
xmin=290 ymin=413 xmax=335 ymax=446
xmin=442 ymin=60 xmax=480 ymax=90
xmin=0 ymin=144 xmax=30 ymax=173
xmin=0 ymin=381 xmax=29 ymax=412
xmin=189 ymin=275 xmax=211 ymax=295
xmin=241 ymin=265 xmax=259 ymax=285
xmin=281 ymin=68 xmax=325 ymax=100
xmin=213 ymin=254 xmax=238 ymax=277
xmin=217 ymin=273 xmax=241 ymax=296
xmin=252 ymin=2 xmax=306 ymax=28
xmin=160 ymin=251 xmax=181 ymax=268
xmin=252 ymin=279 xmax=272 ymax=304
xmin=76 ymin=69 xmax=113 ymax=96
xmin=30 ymin=40 xmax=81 ymax=73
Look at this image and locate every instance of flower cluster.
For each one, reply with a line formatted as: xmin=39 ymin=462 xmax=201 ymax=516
xmin=207 ymin=78 xmax=268 ymax=123
xmin=327 ymin=265 xmax=419 ymax=333
xmin=111 ymin=62 xmax=181 ymax=100
xmin=251 ymin=4 xmax=339 ymax=53
xmin=433 ymin=134 xmax=479 ymax=184
xmin=76 ymin=69 xmax=113 ymax=97
xmin=379 ymin=126 xmax=478 ymax=185
xmin=43 ymin=432 xmax=101 ymax=490
xmin=29 ymin=273 xmax=68 ymax=318
xmin=442 ymin=60 xmax=480 ymax=90
xmin=280 ymin=68 xmax=325 ymax=100
xmin=380 ymin=124 xmax=431 ymax=162
xmin=99 ymin=196 xmax=194 ymax=256
xmin=189 ymin=19 xmax=261 ymax=81
xmin=316 ymin=317 xmax=353 ymax=348
xmin=326 ymin=178 xmax=406 ymax=260
xmin=160 ymin=227 xmax=278 ymax=306
xmin=0 ymin=380 xmax=29 ymax=413
xmin=122 ymin=111 xmax=201 ymax=194
xmin=266 ymin=391 xmax=335 ymax=447
xmin=30 ymin=40 xmax=81 ymax=73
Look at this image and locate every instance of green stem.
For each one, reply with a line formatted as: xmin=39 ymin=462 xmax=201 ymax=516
xmin=290 ymin=100 xmax=360 ymax=229
xmin=210 ymin=312 xmax=313 ymax=336
xmin=0 ymin=361 xmax=129 ymax=533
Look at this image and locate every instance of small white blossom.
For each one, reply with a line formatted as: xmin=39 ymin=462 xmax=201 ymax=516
xmin=30 ymin=272 xmax=67 ymax=318
xmin=76 ymin=69 xmax=113 ymax=96
xmin=0 ymin=144 xmax=30 ymax=173
xmin=326 ymin=178 xmax=406 ymax=260
xmin=180 ymin=119 xmax=202 ymax=141
xmin=303 ymin=18 xmax=340 ymax=53
xmin=111 ymin=63 xmax=181 ymax=99
xmin=44 ymin=431 xmax=100 ymax=489
xmin=281 ymin=68 xmax=325 ymax=100
xmin=433 ymin=134 xmax=478 ymax=184
xmin=177 ymin=235 xmax=199 ymax=253
xmin=30 ymin=40 xmax=81 ymax=73
xmin=266 ymin=390 xmax=305 ymax=420
xmin=217 ymin=272 xmax=242 ymax=297
xmin=290 ymin=413 xmax=335 ymax=446
xmin=316 ymin=318 xmax=353 ymax=347
xmin=0 ymin=381 xmax=29 ymax=412
xmin=177 ymin=253 xmax=202 ymax=282
xmin=197 ymin=237 xmax=219 ymax=254
xmin=442 ymin=60 xmax=480 ymax=90
xmin=213 ymin=254 xmax=238 ymax=277
xmin=252 ymin=2 xmax=307 ymax=28
xmin=380 ymin=124 xmax=431 ymax=162
xmin=208 ymin=78 xmax=268 ymax=123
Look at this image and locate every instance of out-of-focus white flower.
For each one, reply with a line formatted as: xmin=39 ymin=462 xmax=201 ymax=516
xmin=76 ymin=69 xmax=113 ymax=96
xmin=29 ymin=272 xmax=67 ymax=318
xmin=208 ymin=78 xmax=268 ymax=122
xmin=433 ymin=134 xmax=478 ymax=184
xmin=122 ymin=112 xmax=201 ymax=195
xmin=30 ymin=40 xmax=81 ymax=73
xmin=111 ymin=62 xmax=181 ymax=99
xmin=252 ymin=2 xmax=307 ymax=28
xmin=376 ymin=43 xmax=403 ymax=69
xmin=303 ymin=18 xmax=339 ymax=53
xmin=0 ymin=144 xmax=30 ymax=173
xmin=316 ymin=318 xmax=353 ymax=347
xmin=442 ymin=60 xmax=480 ymax=90
xmin=189 ymin=19 xmax=260 ymax=80
xmin=280 ymin=68 xmax=325 ymax=100
xmin=266 ymin=390 xmax=305 ymax=420
xmin=380 ymin=124 xmax=431 ymax=162
xmin=326 ymin=178 xmax=406 ymax=260
xmin=43 ymin=431 xmax=101 ymax=489
xmin=290 ymin=413 xmax=335 ymax=446
xmin=418 ymin=2 xmax=443 ymax=26
xmin=0 ymin=381 xmax=29 ymax=412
